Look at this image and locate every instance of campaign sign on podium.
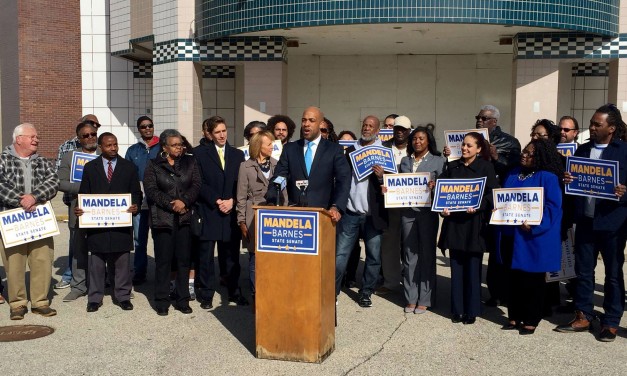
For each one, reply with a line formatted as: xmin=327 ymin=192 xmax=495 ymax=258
xmin=0 ymin=202 xmax=60 ymax=248
xmin=256 ymin=209 xmax=319 ymax=255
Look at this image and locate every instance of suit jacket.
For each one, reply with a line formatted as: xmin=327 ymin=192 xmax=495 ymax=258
xmin=79 ymin=156 xmax=142 ymax=253
xmin=399 ymin=153 xmax=446 ymax=213
xmin=572 ymin=139 xmax=627 ymax=232
xmin=266 ymin=138 xmax=351 ymax=211
xmin=194 ymin=140 xmax=245 ymax=241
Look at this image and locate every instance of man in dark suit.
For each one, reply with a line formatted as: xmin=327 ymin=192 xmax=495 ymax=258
xmin=266 ymin=106 xmax=351 ymax=221
xmin=76 ymin=133 xmax=142 ymax=313
xmin=194 ymin=116 xmax=247 ymax=308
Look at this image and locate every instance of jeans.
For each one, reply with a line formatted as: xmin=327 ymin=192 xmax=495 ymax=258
xmin=574 ymin=218 xmax=626 ymax=328
xmin=132 ymin=210 xmax=150 ymax=278
xmin=335 ymin=211 xmax=382 ymax=296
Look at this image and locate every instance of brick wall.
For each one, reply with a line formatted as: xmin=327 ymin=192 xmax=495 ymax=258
xmin=18 ymin=1 xmax=82 ymax=158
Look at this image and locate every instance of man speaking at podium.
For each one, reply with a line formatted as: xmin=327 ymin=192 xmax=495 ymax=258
xmin=266 ymin=107 xmax=350 ymax=222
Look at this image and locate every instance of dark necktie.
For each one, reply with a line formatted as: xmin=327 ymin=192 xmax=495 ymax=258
xmin=107 ymin=161 xmax=113 ymax=182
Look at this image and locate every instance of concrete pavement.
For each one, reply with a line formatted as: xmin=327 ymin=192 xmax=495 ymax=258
xmin=1 ymin=200 xmax=625 ymax=375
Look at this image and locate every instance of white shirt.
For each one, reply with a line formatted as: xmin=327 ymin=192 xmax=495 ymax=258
xmin=303 ymin=134 xmax=322 ymax=160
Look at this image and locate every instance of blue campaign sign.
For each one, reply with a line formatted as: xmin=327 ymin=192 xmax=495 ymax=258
xmin=256 ymin=209 xmax=319 ymax=255
xmin=566 ymin=156 xmax=619 ymax=201
xmin=378 ymin=128 xmax=393 ymax=142
xmin=70 ymin=152 xmax=98 ymax=183
xmin=556 ymin=143 xmax=577 ymax=157
xmin=431 ymin=177 xmax=487 ymax=212
xmin=349 ymin=145 xmax=397 ymax=181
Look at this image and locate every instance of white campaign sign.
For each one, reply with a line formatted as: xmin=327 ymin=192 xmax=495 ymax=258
xmin=0 ymin=202 xmax=60 ymax=248
xmin=490 ymin=187 xmax=544 ymax=225
xmin=384 ymin=173 xmax=432 ymax=208
xmin=443 ymin=128 xmax=490 ymax=160
xmin=78 ymin=194 xmax=133 ymax=228
xmin=546 ymin=228 xmax=576 ymax=282
xmin=238 ymin=140 xmax=283 ymax=161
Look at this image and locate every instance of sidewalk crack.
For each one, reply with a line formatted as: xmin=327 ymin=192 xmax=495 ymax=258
xmin=343 ymin=315 xmax=408 ymax=375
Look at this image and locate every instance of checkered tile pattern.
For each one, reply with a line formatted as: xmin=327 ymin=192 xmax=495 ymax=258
xmin=133 ymin=61 xmax=153 ymax=78
xmin=153 ymin=37 xmax=286 ymax=65
xmin=572 ymin=62 xmax=609 ymax=77
xmin=203 ymin=66 xmax=235 ymax=78
xmin=516 ymin=33 xmax=627 ymax=59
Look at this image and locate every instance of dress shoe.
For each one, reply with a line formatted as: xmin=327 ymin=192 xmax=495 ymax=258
xmin=86 ymin=302 xmax=103 ymax=312
xmin=32 ymin=305 xmax=57 ymax=317
xmin=174 ymin=304 xmax=193 ymax=314
xmin=501 ymin=322 xmax=520 ymax=331
xmin=554 ymin=311 xmax=590 ymax=333
xmin=118 ymin=300 xmax=134 ymax=311
xmin=229 ymin=294 xmax=250 ymax=306
xmin=451 ymin=314 xmax=465 ymax=323
xmin=199 ymin=300 xmax=213 ymax=310
xmin=598 ymin=327 xmax=618 ymax=342
xmin=519 ymin=326 xmax=536 ymax=335
xmin=156 ymin=307 xmax=169 ymax=316
xmin=463 ymin=316 xmax=476 ymax=325
xmin=357 ymin=293 xmax=373 ymax=308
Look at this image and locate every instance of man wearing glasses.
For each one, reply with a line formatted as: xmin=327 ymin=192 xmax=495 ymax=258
xmin=0 ymin=123 xmax=59 ymax=319
xmin=54 ymin=114 xmax=101 ymax=290
xmin=559 ymin=116 xmax=580 ymax=144
xmin=125 ymin=116 xmax=161 ymax=285
xmin=474 ymin=105 xmax=521 ymax=308
xmin=56 ymin=122 xmax=99 ymax=301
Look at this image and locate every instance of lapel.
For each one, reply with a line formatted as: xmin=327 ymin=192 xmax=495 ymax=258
xmin=295 ymin=139 xmax=308 ymax=177
xmin=251 ymin=161 xmax=267 ymax=185
xmin=94 ymin=156 xmax=109 ymax=187
xmin=309 ymin=138 xmax=326 ymax=177
xmin=206 ymin=141 xmax=224 ymax=173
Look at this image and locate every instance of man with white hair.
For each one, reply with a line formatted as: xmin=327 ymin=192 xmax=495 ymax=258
xmin=0 ymin=123 xmax=59 ymax=320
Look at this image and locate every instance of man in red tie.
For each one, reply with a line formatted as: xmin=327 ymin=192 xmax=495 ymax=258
xmin=75 ymin=133 xmax=142 ymax=313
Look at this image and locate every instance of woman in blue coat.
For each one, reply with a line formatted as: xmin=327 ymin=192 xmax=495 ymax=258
xmin=495 ymin=139 xmax=563 ymax=334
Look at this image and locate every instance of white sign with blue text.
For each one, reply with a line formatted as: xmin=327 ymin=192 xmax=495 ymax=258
xmin=384 ymin=173 xmax=432 ymax=208
xmin=238 ymin=140 xmax=283 ymax=161
xmin=443 ymin=128 xmax=490 ymax=160
xmin=78 ymin=194 xmax=133 ymax=228
xmin=256 ymin=209 xmax=318 ymax=255
xmin=0 ymin=202 xmax=60 ymax=248
xmin=490 ymin=187 xmax=544 ymax=225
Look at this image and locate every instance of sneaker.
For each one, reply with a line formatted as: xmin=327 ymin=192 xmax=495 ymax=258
xmin=54 ymin=280 xmax=71 ymax=289
xmin=63 ymin=290 xmax=86 ymax=302
xmin=10 ymin=305 xmax=28 ymax=320
xmin=32 ymin=305 xmax=57 ymax=317
xmin=358 ymin=293 xmax=372 ymax=308
xmin=599 ymin=327 xmax=618 ymax=342
xmin=188 ymin=283 xmax=196 ymax=301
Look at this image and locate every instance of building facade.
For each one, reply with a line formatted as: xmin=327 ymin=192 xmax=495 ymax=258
xmin=1 ymin=1 xmax=626 ymax=156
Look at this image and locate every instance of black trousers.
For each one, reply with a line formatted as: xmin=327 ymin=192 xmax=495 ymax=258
xmin=508 ymin=269 xmax=547 ymax=327
xmin=88 ymin=251 xmax=131 ymax=304
xmin=487 ymin=249 xmax=510 ymax=303
xmin=197 ymin=239 xmax=241 ymax=303
xmin=450 ymin=250 xmax=482 ymax=318
xmin=153 ymin=226 xmax=191 ymax=309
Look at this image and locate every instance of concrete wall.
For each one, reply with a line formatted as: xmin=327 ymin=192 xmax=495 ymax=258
xmin=287 ymin=54 xmax=513 ymax=149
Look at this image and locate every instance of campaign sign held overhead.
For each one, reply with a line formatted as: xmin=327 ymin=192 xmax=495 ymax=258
xmin=70 ymin=152 xmax=99 ymax=183
xmin=256 ymin=209 xmax=318 ymax=255
xmin=378 ymin=128 xmax=393 ymax=142
xmin=443 ymin=128 xmax=490 ymax=160
xmin=566 ymin=156 xmax=619 ymax=201
xmin=349 ymin=145 xmax=397 ymax=181
xmin=0 ymin=202 xmax=60 ymax=248
xmin=490 ymin=187 xmax=544 ymax=225
xmin=431 ymin=177 xmax=486 ymax=212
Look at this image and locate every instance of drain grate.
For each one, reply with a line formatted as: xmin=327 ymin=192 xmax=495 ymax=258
xmin=0 ymin=325 xmax=54 ymax=342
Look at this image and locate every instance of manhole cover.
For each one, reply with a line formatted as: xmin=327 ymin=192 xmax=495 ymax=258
xmin=0 ymin=325 xmax=54 ymax=342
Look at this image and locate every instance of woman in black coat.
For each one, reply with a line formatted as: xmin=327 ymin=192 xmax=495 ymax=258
xmin=144 ymin=129 xmax=201 ymax=316
xmin=437 ymin=132 xmax=499 ymax=324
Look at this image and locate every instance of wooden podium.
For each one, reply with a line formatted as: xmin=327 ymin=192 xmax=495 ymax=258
xmin=254 ymin=206 xmax=335 ymax=363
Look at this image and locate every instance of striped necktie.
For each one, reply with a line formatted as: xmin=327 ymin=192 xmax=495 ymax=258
xmin=107 ymin=161 xmax=113 ymax=182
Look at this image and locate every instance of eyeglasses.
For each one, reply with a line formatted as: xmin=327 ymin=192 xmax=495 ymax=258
xmin=138 ymin=124 xmax=154 ymax=130
xmin=81 ymin=132 xmax=97 ymax=139
xmin=18 ymin=134 xmax=39 ymax=140
xmin=167 ymin=143 xmax=183 ymax=148
xmin=560 ymin=127 xmax=576 ymax=132
xmin=475 ymin=116 xmax=494 ymax=122
xmin=320 ymin=128 xmax=329 ymax=134
xmin=530 ymin=132 xmax=548 ymax=138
